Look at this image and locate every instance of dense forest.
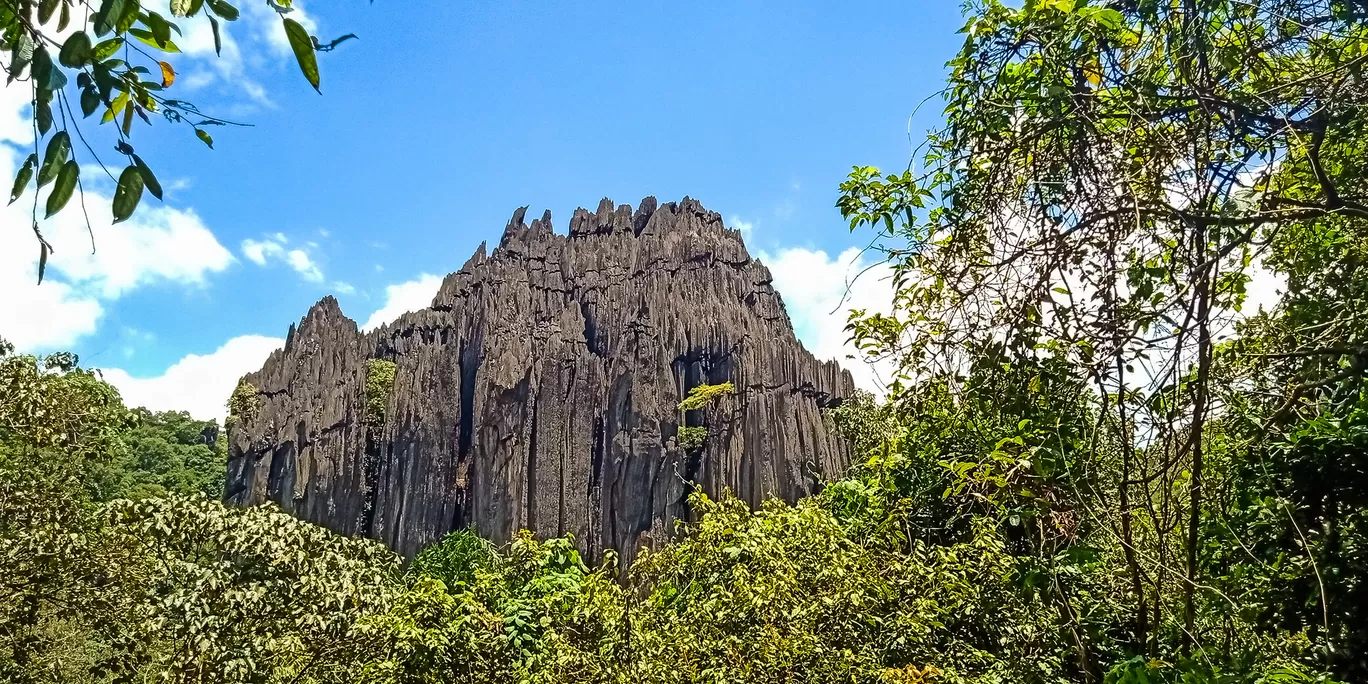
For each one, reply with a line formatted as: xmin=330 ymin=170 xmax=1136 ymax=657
xmin=5 ymin=0 xmax=1368 ymax=682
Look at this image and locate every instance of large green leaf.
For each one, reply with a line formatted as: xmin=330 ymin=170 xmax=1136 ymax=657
xmin=93 ymin=0 xmax=126 ymax=36
xmin=35 ymin=98 xmax=52 ymax=135
xmin=115 ymin=0 xmax=142 ymax=34
xmin=207 ymin=0 xmax=238 ymax=21
xmin=45 ymin=161 xmax=79 ymax=218
xmin=37 ymin=132 xmax=71 ymax=188
xmin=59 ymin=31 xmax=94 ymax=68
xmin=7 ymin=32 xmax=34 ymax=81
xmin=31 ymin=46 xmax=67 ymax=91
xmin=81 ymin=87 xmax=101 ymax=117
xmin=282 ymin=18 xmax=319 ymax=92
xmin=93 ymin=38 xmax=124 ymax=61
xmin=37 ymin=237 xmax=48 ymax=285
xmin=128 ymin=28 xmax=180 ymax=53
xmin=132 ymin=154 xmax=162 ymax=201
xmin=9 ymin=154 xmax=36 ymax=205
xmin=112 ymin=164 xmax=145 ymax=223
xmin=37 ymin=0 xmax=59 ymax=25
xmin=209 ymin=16 xmax=222 ymax=55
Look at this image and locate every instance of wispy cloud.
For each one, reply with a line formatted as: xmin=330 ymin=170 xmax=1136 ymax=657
xmin=241 ymin=233 xmax=324 ymax=282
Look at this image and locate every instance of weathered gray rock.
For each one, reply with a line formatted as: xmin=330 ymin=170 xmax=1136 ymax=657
xmin=225 ymin=196 xmax=854 ymax=563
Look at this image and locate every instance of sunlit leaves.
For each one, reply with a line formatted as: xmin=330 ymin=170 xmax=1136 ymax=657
xmin=129 ymin=28 xmax=181 ymax=52
xmin=283 ymin=17 xmax=320 ymax=92
xmin=92 ymin=37 xmax=124 ymax=60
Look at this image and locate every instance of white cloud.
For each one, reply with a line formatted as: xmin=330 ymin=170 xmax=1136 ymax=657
xmin=332 ymin=281 xmax=356 ymax=295
xmin=0 ymin=87 xmax=234 ymax=352
xmin=241 ymin=238 xmax=278 ymax=265
xmin=240 ymin=233 xmax=324 ymax=282
xmin=100 ymin=335 xmax=284 ymax=421
xmin=286 ymin=249 xmax=323 ymax=282
xmin=758 ymin=246 xmax=896 ymax=393
xmin=362 ymin=274 xmax=443 ymax=331
xmin=729 ymin=216 xmax=755 ymax=241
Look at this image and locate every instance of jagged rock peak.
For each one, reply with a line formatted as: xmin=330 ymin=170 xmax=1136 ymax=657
xmin=226 ymin=195 xmax=854 ymax=565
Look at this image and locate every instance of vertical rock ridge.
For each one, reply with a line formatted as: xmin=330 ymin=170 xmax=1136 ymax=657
xmin=227 ymin=196 xmax=855 ymax=563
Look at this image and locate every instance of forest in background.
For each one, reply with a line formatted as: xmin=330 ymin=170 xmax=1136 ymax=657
xmin=4 ymin=0 xmax=1368 ymax=682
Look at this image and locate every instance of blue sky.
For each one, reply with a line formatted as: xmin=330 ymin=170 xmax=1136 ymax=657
xmin=0 ymin=1 xmax=967 ymax=418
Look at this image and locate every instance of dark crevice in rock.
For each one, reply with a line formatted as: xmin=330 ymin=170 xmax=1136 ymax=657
xmin=526 ymin=397 xmax=540 ymax=534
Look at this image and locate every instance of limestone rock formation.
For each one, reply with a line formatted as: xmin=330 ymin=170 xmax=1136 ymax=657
xmin=225 ymin=196 xmax=854 ymax=563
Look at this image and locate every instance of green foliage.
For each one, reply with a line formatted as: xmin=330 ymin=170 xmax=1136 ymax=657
xmin=677 ymin=382 xmax=735 ymax=412
xmin=227 ymin=378 xmax=259 ymax=426
xmin=104 ymin=495 xmax=399 ymax=681
xmin=632 ymin=490 xmax=1066 ymax=683
xmin=105 ymin=408 xmax=227 ymax=500
xmin=5 ymin=0 xmax=1368 ymax=681
xmin=827 ymin=389 xmax=900 ymax=458
xmin=407 ymin=529 xmax=497 ymax=591
xmin=835 ymin=0 xmax=1368 ymax=680
xmin=674 ymin=382 xmax=734 ymax=451
xmin=675 ymin=425 xmax=707 ymax=451
xmin=365 ymin=359 xmax=397 ymax=428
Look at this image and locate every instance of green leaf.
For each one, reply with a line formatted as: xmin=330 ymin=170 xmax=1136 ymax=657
xmin=112 ymin=164 xmax=145 ymax=222
xmin=37 ymin=238 xmax=49 ymax=285
xmin=31 ymin=46 xmax=67 ymax=91
xmin=115 ymin=0 xmax=142 ymax=34
xmin=207 ymin=0 xmax=238 ymax=21
xmin=10 ymin=154 xmax=36 ymax=204
xmin=195 ymin=128 xmax=214 ymax=149
xmin=35 ymin=98 xmax=53 ymax=135
xmin=37 ymin=0 xmax=59 ymax=25
xmin=93 ymin=38 xmax=125 ymax=61
xmin=170 ymin=0 xmax=196 ymax=17
xmin=209 ymin=16 xmax=222 ymax=55
xmin=132 ymin=154 xmax=162 ymax=200
xmin=93 ymin=0 xmax=126 ymax=36
xmin=129 ymin=28 xmax=180 ymax=53
xmin=45 ymin=161 xmax=79 ymax=218
xmin=81 ymin=87 xmax=101 ymax=117
xmin=37 ymin=132 xmax=71 ymax=188
xmin=58 ymin=1 xmax=71 ymax=31
xmin=59 ymin=31 xmax=94 ymax=68
xmin=282 ymin=17 xmax=319 ymax=92
xmin=8 ymin=32 xmax=34 ymax=81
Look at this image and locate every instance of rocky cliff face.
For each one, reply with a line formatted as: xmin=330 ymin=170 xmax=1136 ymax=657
xmin=225 ymin=197 xmax=854 ymax=563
